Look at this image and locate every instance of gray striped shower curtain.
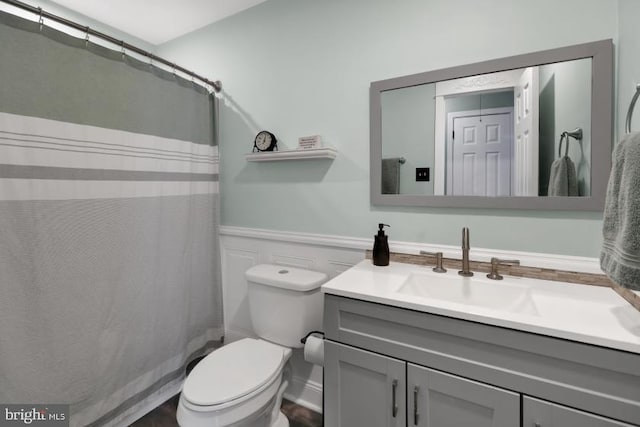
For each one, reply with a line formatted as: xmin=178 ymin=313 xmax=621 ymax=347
xmin=0 ymin=10 xmax=223 ymax=426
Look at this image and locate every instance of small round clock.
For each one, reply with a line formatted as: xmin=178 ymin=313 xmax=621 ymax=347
xmin=253 ymin=130 xmax=278 ymax=152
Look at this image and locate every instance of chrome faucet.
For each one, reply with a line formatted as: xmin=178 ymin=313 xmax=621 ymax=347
xmin=486 ymin=257 xmax=520 ymax=280
xmin=458 ymin=227 xmax=473 ymax=277
xmin=419 ymin=250 xmax=447 ymax=273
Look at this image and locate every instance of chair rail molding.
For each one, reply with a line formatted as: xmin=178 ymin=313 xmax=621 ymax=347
xmin=219 ymin=226 xmax=603 ymax=274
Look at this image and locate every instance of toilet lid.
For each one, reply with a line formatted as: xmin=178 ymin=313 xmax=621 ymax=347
xmin=182 ymin=338 xmax=285 ymax=406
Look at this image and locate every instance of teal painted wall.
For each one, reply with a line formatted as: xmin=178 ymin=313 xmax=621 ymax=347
xmin=158 ymin=0 xmax=623 ymax=257
xmin=538 ymin=59 xmax=593 ymax=196
xmin=381 ymin=84 xmax=436 ymax=195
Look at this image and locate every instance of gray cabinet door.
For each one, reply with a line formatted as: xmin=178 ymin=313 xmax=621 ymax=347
xmin=324 ymin=340 xmax=406 ymax=427
xmin=407 ymin=364 xmax=520 ymax=427
xmin=523 ymin=396 xmax=635 ymax=427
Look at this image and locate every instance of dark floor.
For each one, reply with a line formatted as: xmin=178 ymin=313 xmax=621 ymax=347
xmin=130 ymin=395 xmax=323 ymax=427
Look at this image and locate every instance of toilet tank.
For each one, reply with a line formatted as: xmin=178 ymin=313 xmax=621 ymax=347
xmin=245 ymin=264 xmax=327 ymax=348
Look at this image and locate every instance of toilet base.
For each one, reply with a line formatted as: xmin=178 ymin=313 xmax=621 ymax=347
xmin=273 ymin=411 xmax=289 ymax=427
xmin=177 ymin=398 xmax=290 ymax=427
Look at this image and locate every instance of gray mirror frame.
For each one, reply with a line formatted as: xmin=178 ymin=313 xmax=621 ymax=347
xmin=370 ymin=39 xmax=613 ymax=210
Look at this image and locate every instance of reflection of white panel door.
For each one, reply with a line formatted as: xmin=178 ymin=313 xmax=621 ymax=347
xmin=514 ymin=67 xmax=539 ymax=196
xmin=450 ymin=113 xmax=513 ymax=196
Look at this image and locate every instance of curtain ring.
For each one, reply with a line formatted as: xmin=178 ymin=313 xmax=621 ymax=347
xmin=84 ymin=26 xmax=90 ymax=47
xmin=120 ymin=40 xmax=126 ymax=58
xmin=38 ymin=7 xmax=43 ymax=31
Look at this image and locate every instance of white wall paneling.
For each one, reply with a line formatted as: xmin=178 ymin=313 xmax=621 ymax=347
xmin=221 ymin=248 xmax=259 ymax=341
xmin=220 ymin=227 xmax=365 ymax=412
xmin=219 ymin=225 xmax=603 ymax=412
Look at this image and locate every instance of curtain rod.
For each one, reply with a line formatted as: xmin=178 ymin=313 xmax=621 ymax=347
xmin=1 ymin=0 xmax=222 ymax=93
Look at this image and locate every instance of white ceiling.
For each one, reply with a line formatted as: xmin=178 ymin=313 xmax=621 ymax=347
xmin=49 ymin=0 xmax=268 ymax=45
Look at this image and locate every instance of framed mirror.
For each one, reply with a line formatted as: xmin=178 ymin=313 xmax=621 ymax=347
xmin=370 ymin=39 xmax=613 ymax=210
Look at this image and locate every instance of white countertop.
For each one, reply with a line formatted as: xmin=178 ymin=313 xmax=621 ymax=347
xmin=321 ymin=260 xmax=640 ymax=354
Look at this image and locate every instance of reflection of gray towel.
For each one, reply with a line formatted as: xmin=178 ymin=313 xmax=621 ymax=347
xmin=600 ymin=132 xmax=640 ymax=291
xmin=548 ymin=156 xmax=578 ymax=196
xmin=382 ymin=158 xmax=401 ymax=194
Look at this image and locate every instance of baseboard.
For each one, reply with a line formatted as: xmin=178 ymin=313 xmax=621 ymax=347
xmin=284 ymin=376 xmax=323 ymax=414
xmin=220 ymin=225 xmax=602 ymax=274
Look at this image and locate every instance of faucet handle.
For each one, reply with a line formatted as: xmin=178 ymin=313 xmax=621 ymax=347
xmin=419 ymin=251 xmax=447 ymax=273
xmin=486 ymin=257 xmax=520 ymax=280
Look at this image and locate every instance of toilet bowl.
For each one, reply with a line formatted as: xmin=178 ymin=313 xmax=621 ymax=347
xmin=177 ymin=264 xmax=327 ymax=427
xmin=177 ymin=338 xmax=292 ymax=427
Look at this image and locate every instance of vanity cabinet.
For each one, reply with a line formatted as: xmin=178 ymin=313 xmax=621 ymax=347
xmin=325 ymin=341 xmax=519 ymax=427
xmin=408 ymin=364 xmax=519 ymax=426
xmin=323 ymin=294 xmax=640 ymax=427
xmin=324 ymin=342 xmax=406 ymax=427
xmin=523 ymin=397 xmax=635 ymax=427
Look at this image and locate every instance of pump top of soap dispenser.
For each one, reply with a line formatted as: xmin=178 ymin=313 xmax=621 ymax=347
xmin=377 ymin=223 xmax=390 ymax=236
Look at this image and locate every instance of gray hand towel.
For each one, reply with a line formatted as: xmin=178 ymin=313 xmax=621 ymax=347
xmin=381 ymin=158 xmax=401 ymax=194
xmin=548 ymin=156 xmax=578 ymax=196
xmin=600 ymin=131 xmax=640 ymax=291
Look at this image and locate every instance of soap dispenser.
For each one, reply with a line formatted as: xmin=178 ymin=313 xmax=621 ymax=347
xmin=373 ymin=223 xmax=390 ymax=266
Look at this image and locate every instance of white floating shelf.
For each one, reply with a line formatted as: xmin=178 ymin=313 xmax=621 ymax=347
xmin=245 ymin=147 xmax=337 ymax=162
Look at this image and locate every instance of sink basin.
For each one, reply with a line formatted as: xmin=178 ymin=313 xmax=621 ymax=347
xmin=321 ymin=260 xmax=640 ymax=354
xmin=396 ymin=272 xmax=538 ymax=314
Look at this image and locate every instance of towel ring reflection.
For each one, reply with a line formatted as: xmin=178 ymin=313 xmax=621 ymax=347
xmin=625 ymin=84 xmax=640 ymax=134
xmin=558 ymin=134 xmax=568 ymax=158
xmin=558 ymin=128 xmax=583 ymax=158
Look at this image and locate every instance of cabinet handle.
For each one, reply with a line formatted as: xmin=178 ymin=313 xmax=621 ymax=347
xmin=413 ymin=386 xmax=420 ymax=425
xmin=391 ymin=379 xmax=398 ymax=418
xmin=534 ymin=424 xmax=541 ymax=427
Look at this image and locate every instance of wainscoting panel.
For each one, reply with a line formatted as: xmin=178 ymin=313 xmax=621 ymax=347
xmin=220 ymin=228 xmax=366 ymax=412
xmin=221 ymin=247 xmax=259 ymax=340
xmin=271 ymin=254 xmax=316 ymax=269
xmin=219 ymin=225 xmax=608 ymax=412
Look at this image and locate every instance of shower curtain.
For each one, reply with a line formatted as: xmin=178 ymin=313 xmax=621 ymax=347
xmin=0 ymin=10 xmax=223 ymax=427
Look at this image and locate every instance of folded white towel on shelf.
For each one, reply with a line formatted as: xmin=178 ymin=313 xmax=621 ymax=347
xmin=600 ymin=131 xmax=640 ymax=291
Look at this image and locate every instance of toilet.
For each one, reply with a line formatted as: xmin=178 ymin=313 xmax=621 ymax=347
xmin=176 ymin=264 xmax=327 ymax=427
